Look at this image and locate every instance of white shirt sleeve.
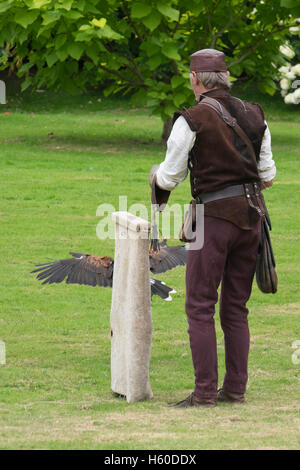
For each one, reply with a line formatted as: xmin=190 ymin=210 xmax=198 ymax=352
xmin=257 ymin=121 xmax=276 ymax=182
xmin=156 ymin=115 xmax=196 ymax=191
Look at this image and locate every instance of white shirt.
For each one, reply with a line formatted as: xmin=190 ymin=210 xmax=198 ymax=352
xmin=156 ymin=115 xmax=276 ymax=191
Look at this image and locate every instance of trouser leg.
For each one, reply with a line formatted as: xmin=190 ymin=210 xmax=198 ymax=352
xmin=219 ymin=220 xmax=261 ymax=394
xmin=185 ymin=217 xmax=231 ymax=400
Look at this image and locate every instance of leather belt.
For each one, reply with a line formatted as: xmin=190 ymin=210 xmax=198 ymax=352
xmin=197 ymin=183 xmax=256 ymax=204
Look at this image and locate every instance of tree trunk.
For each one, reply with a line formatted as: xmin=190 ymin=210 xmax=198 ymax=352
xmin=161 ymin=117 xmax=173 ymax=145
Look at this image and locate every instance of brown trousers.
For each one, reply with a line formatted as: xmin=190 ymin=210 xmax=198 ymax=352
xmin=185 ymin=216 xmax=261 ymax=400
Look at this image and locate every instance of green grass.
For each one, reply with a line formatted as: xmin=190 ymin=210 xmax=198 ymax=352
xmin=0 ymin=86 xmax=300 ymax=450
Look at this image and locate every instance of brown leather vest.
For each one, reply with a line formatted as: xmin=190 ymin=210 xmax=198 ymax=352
xmin=174 ymin=88 xmax=267 ymax=229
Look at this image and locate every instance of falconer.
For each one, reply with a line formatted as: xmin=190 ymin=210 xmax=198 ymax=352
xmin=149 ymin=49 xmax=276 ymax=407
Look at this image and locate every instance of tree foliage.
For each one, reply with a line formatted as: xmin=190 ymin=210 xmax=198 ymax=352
xmin=0 ymin=0 xmax=300 ymax=122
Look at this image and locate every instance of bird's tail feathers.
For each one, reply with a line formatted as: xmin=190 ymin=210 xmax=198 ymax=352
xmin=150 ymin=278 xmax=176 ymax=301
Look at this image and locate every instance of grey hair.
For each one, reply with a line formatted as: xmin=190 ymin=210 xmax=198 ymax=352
xmin=191 ymin=71 xmax=232 ymax=90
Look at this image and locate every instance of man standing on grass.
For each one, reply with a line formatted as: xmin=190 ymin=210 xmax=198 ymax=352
xmin=149 ymin=49 xmax=276 ymax=407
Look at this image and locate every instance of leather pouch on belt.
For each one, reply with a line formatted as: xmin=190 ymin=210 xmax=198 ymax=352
xmin=179 ymin=200 xmax=196 ymax=243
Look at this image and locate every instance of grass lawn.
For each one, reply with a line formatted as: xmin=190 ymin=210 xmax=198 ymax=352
xmin=0 ymin=85 xmax=299 ymax=450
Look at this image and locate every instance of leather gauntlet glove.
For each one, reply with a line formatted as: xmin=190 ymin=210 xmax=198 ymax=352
xmin=149 ymin=164 xmax=170 ymax=211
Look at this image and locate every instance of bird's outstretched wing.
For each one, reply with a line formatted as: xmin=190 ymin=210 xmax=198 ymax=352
xmin=31 ymin=252 xmax=114 ymax=287
xmin=149 ymin=244 xmax=187 ymax=274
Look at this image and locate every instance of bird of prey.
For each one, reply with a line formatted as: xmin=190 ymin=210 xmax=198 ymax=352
xmin=31 ymin=241 xmax=187 ymax=301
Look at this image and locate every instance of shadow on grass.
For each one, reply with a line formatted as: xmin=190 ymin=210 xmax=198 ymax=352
xmin=1 ymin=134 xmax=164 ymax=153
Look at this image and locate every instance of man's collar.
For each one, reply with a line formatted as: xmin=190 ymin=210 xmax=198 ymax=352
xmin=197 ymin=87 xmax=230 ymax=102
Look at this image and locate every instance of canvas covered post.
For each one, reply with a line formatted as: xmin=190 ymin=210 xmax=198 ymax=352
xmin=110 ymin=211 xmax=153 ymax=403
xmin=0 ymin=80 xmax=6 ymax=105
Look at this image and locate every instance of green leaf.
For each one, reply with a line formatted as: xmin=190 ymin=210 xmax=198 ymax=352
xmin=280 ymin=0 xmax=300 ymax=15
xmin=0 ymin=1 xmax=12 ymax=13
xmin=257 ymin=81 xmax=277 ymax=96
xmin=103 ymin=84 xmax=115 ymax=97
xmin=162 ymin=44 xmax=181 ymax=61
xmin=280 ymin=0 xmax=299 ymax=7
xmin=229 ymin=63 xmax=243 ymax=76
xmin=130 ymin=88 xmax=147 ymax=106
xmin=42 ymin=10 xmax=62 ymax=26
xmin=56 ymin=21 xmax=67 ymax=34
xmin=67 ymin=42 xmax=84 ymax=60
xmin=75 ymin=28 xmax=95 ymax=41
xmin=60 ymin=76 xmax=78 ymax=94
xmin=55 ymin=34 xmax=67 ymax=48
xmin=58 ymin=0 xmax=73 ymax=10
xmin=243 ymin=58 xmax=257 ymax=74
xmin=164 ymin=103 xmax=176 ymax=117
xmin=96 ymin=25 xmax=123 ymax=40
xmin=46 ymin=51 xmax=58 ymax=68
xmin=91 ymin=18 xmax=107 ymax=28
xmin=141 ymin=41 xmax=160 ymax=57
xmin=14 ymin=10 xmax=39 ymax=28
xmin=131 ymin=3 xmax=152 ymax=18
xmin=146 ymin=96 xmax=160 ymax=107
xmin=18 ymin=28 xmax=29 ymax=45
xmin=85 ymin=45 xmax=99 ymax=65
xmin=157 ymin=4 xmax=179 ymax=21
xmin=142 ymin=11 xmax=162 ymax=31
xmin=171 ymin=75 xmax=185 ymax=89
xmin=173 ymin=92 xmax=186 ymax=107
xmin=78 ymin=24 xmax=91 ymax=31
xmin=64 ymin=10 xmax=83 ymax=20
xmin=56 ymin=48 xmax=68 ymax=61
xmin=147 ymin=54 xmax=163 ymax=70
xmin=21 ymin=76 xmax=33 ymax=91
xmin=75 ymin=0 xmax=86 ymax=11
xmin=18 ymin=62 xmax=32 ymax=74
xmin=29 ymin=0 xmax=51 ymax=8
xmin=84 ymin=60 xmax=94 ymax=71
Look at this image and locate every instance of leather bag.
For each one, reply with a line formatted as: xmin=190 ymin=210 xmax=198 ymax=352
xmin=256 ymin=212 xmax=278 ymax=294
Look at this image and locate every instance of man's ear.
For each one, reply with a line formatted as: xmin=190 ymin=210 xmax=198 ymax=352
xmin=191 ymin=71 xmax=198 ymax=86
